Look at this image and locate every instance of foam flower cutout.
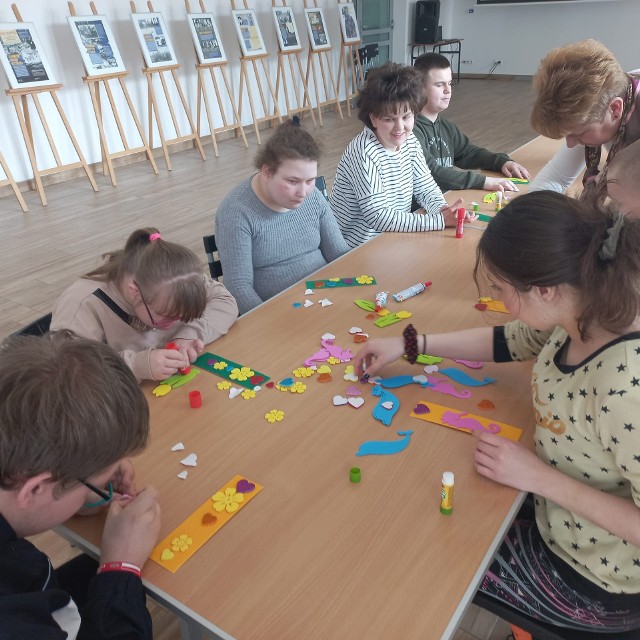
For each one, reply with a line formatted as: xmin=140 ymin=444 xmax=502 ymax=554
xmin=229 ymin=366 xmax=254 ymax=381
xmin=171 ymin=534 xmax=193 ymax=552
xmin=241 ymin=389 xmax=256 ymax=400
xmin=293 ymin=367 xmax=314 ymax=378
xmin=212 ymin=487 xmax=245 ymax=513
xmin=290 ymin=382 xmax=307 ymax=394
xmin=213 ymin=361 xmax=228 ymax=370
xmin=217 ymin=380 xmax=232 ymax=390
xmin=265 ymin=409 xmax=285 ymax=423
xmin=327 ymin=356 xmax=341 ymax=365
xmin=356 ymin=275 xmax=374 ymax=285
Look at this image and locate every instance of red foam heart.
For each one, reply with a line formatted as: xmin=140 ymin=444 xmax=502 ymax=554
xmin=250 ymin=375 xmax=265 ymax=385
xmin=266 ymin=381 xmax=275 ymax=388
xmin=474 ymin=303 xmax=488 ymax=311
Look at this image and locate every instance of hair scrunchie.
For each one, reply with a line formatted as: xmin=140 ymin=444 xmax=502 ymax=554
xmin=598 ymin=213 xmax=625 ymax=262
xmin=149 ymin=232 xmax=162 ymax=242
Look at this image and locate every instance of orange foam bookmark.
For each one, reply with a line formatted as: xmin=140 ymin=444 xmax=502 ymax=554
xmin=150 ymin=475 xmax=263 ymax=573
xmin=410 ymin=400 xmax=522 ymax=442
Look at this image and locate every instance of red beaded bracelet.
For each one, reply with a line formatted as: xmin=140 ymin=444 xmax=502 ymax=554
xmin=97 ymin=561 xmax=142 ymax=577
xmin=403 ymin=323 xmax=419 ymax=364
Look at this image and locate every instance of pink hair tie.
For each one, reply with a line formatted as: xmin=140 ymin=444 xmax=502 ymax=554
xmin=149 ymin=232 xmax=162 ymax=242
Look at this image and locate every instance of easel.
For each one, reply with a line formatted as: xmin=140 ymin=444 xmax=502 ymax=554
xmin=68 ymin=2 xmax=158 ymax=186
xmin=131 ymin=1 xmax=205 ymax=170
xmin=335 ymin=0 xmax=364 ymax=117
xmin=231 ymin=0 xmax=282 ymax=144
xmin=5 ymin=4 xmax=98 ymax=206
xmin=0 ymin=149 xmax=28 ymax=212
xmin=271 ymin=0 xmax=315 ymax=126
xmin=302 ymin=0 xmax=342 ymax=125
xmin=185 ymin=0 xmax=247 ymax=156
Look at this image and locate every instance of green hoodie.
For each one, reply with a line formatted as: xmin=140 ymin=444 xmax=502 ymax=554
xmin=413 ymin=113 xmax=510 ymax=191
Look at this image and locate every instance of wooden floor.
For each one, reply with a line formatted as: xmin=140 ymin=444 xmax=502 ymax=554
xmin=12 ymin=75 xmax=537 ymax=640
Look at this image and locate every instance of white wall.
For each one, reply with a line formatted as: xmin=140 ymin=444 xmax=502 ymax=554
xmin=0 ymin=0 xmax=347 ymax=183
xmin=402 ymin=0 xmax=639 ymax=74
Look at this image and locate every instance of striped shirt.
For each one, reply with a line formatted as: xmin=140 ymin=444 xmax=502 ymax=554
xmin=330 ymin=127 xmax=447 ymax=248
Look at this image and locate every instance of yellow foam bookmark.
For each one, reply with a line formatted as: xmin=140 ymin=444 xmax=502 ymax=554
xmin=410 ymin=400 xmax=522 ymax=442
xmin=150 ymin=475 xmax=263 ymax=573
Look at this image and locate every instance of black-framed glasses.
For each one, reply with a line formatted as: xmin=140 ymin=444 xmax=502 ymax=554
xmin=82 ymin=480 xmax=113 ymax=508
xmin=133 ymin=280 xmax=156 ymax=327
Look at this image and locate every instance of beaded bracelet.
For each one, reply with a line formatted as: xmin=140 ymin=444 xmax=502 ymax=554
xmin=403 ymin=323 xmax=419 ymax=364
xmin=97 ymin=561 xmax=142 ymax=577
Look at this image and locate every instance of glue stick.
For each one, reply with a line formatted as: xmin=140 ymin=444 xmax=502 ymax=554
xmin=440 ymin=471 xmax=454 ymax=515
xmin=392 ymin=281 xmax=432 ymax=302
xmin=455 ymin=207 xmax=465 ymax=239
xmin=496 ymin=191 xmax=503 ymax=211
xmin=375 ymin=291 xmax=388 ymax=312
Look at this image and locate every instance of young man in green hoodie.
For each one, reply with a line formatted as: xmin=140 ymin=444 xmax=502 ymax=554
xmin=413 ymin=53 xmax=530 ymax=192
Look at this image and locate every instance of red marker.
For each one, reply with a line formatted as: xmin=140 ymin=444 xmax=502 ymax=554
xmin=455 ymin=208 xmax=465 ymax=239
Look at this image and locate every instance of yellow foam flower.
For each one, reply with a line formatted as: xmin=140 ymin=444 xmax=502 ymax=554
xmin=216 ymin=380 xmax=232 ymax=390
xmin=229 ymin=366 xmax=254 ymax=381
xmin=212 ymin=487 xmax=245 ymax=513
xmin=292 ymin=367 xmax=314 ymax=378
xmin=213 ymin=361 xmax=228 ymax=370
xmin=327 ymin=356 xmax=340 ymax=365
xmin=290 ymin=382 xmax=306 ymax=394
xmin=241 ymin=389 xmax=256 ymax=400
xmin=265 ymin=409 xmax=285 ymax=423
xmin=171 ymin=534 xmax=193 ymax=552
xmin=356 ymin=275 xmax=374 ymax=285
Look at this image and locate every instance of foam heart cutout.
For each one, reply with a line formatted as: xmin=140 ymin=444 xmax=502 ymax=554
xmin=345 ymin=385 xmax=361 ymax=396
xmin=236 ymin=479 xmax=256 ymax=493
xmin=202 ymin=513 xmax=217 ymax=526
xmin=413 ymin=403 xmax=430 ymax=415
xmin=177 ymin=470 xmax=188 ymax=479
xmin=318 ymin=373 xmax=332 ymax=383
xmin=321 ymin=333 xmax=335 ymax=340
xmin=304 ymin=300 xmax=314 ymax=307
xmin=412 ymin=375 xmax=429 ymax=385
xmin=344 ymin=373 xmax=358 ymax=382
xmin=349 ymin=326 xmax=363 ymax=334
xmin=333 ymin=395 xmax=348 ymax=405
xmin=320 ymin=299 xmax=332 ymax=307
xmin=354 ymin=333 xmax=368 ymax=343
xmin=305 ymin=289 xmax=314 ymax=295
xmin=171 ymin=442 xmax=185 ymax=451
xmin=180 ymin=453 xmax=198 ymax=467
xmin=348 ymin=397 xmax=365 ymax=409
xmin=317 ymin=365 xmax=332 ymax=374
xmin=161 ymin=548 xmax=175 ymax=561
xmin=381 ymin=401 xmax=394 ymax=410
xmin=424 ymin=365 xmax=439 ymax=374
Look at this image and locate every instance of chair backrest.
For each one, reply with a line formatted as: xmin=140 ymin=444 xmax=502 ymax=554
xmin=202 ymin=234 xmax=223 ymax=280
xmin=13 ymin=312 xmax=52 ymax=337
xmin=315 ymin=175 xmax=328 ymax=200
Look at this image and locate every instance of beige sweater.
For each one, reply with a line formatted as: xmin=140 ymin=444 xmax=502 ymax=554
xmin=51 ymin=276 xmax=238 ymax=381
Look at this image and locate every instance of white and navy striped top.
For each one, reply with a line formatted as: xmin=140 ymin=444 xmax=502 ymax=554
xmin=330 ymin=127 xmax=447 ymax=248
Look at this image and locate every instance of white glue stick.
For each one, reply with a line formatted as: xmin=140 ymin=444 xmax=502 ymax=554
xmin=392 ymin=281 xmax=432 ymax=303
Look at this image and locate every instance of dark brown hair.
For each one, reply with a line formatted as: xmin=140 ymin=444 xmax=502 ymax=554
xmin=0 ymin=335 xmax=149 ymax=491
xmin=413 ymin=52 xmax=451 ymax=75
xmin=84 ymin=228 xmax=206 ymax=323
xmin=474 ymin=191 xmax=640 ymax=340
xmin=254 ymin=120 xmax=322 ymax=173
xmin=357 ymin=62 xmax=423 ymax=129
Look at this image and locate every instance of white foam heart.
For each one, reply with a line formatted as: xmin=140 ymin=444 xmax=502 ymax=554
xmin=349 ymin=326 xmax=363 ymax=334
xmin=304 ymin=288 xmax=314 ymax=295
xmin=254 ymin=385 xmax=261 ymax=392
xmin=229 ymin=387 xmax=242 ymax=399
xmin=412 ymin=375 xmax=429 ymax=385
xmin=381 ymin=401 xmax=394 ymax=410
xmin=304 ymin=299 xmax=314 ymax=307
xmin=180 ymin=453 xmax=197 ymax=467
xmin=424 ymin=365 xmax=439 ymax=374
xmin=333 ymin=395 xmax=348 ymax=406
xmin=368 ymin=376 xmax=382 ymax=385
xmin=348 ymin=397 xmax=365 ymax=409
xmin=177 ymin=471 xmax=188 ymax=479
xmin=171 ymin=442 xmax=185 ymax=452
xmin=321 ymin=333 xmax=335 ymax=341
xmin=344 ymin=373 xmax=358 ymax=382
xmin=320 ymin=299 xmax=333 ymax=307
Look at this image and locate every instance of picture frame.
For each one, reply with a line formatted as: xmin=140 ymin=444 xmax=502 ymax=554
xmin=130 ymin=12 xmax=178 ymax=69
xmin=186 ymin=13 xmax=227 ymax=65
xmin=271 ymin=7 xmax=302 ymax=53
xmin=67 ymin=15 xmax=127 ymax=77
xmin=303 ymin=8 xmax=331 ymax=51
xmin=231 ymin=9 xmax=267 ymax=58
xmin=338 ymin=3 xmax=360 ymax=44
xmin=0 ymin=22 xmax=58 ymax=89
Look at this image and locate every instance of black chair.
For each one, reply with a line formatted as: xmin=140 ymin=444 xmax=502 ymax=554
xmin=202 ymin=235 xmax=223 ymax=280
xmin=13 ymin=312 xmax=52 ymax=337
xmin=473 ymin=591 xmax=640 ymax=640
xmin=315 ymin=175 xmax=328 ymax=200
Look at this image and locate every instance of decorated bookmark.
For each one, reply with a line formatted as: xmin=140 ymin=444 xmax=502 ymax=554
xmin=194 ymin=353 xmax=270 ymax=389
xmin=410 ymin=400 xmax=522 ymax=442
xmin=306 ymin=275 xmax=376 ymax=289
xmin=150 ymin=475 xmax=263 ymax=573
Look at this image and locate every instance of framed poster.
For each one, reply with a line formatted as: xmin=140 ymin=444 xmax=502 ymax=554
xmin=130 ymin=12 xmax=178 ymax=69
xmin=303 ymin=8 xmax=331 ymax=51
xmin=186 ymin=13 xmax=227 ymax=64
xmin=231 ymin=9 xmax=267 ymax=58
xmin=0 ymin=22 xmax=58 ymax=88
xmin=272 ymin=7 xmax=302 ymax=53
xmin=67 ymin=15 xmax=127 ymax=76
xmin=338 ymin=3 xmax=360 ymax=44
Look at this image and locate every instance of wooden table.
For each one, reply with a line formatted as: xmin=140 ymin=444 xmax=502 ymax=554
xmin=58 ymin=136 xmax=565 ymax=640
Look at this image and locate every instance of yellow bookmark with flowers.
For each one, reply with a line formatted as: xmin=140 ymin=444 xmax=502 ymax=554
xmin=150 ymin=475 xmax=263 ymax=572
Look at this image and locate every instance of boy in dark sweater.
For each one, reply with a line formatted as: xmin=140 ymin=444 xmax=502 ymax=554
xmin=413 ymin=53 xmax=530 ymax=192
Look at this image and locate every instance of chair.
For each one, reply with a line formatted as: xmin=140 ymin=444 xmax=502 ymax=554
xmin=473 ymin=591 xmax=640 ymax=640
xmin=202 ymin=235 xmax=223 ymax=280
xmin=315 ymin=175 xmax=328 ymax=200
xmin=13 ymin=312 xmax=52 ymax=337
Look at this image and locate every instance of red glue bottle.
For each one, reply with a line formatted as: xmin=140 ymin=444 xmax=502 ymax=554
xmin=455 ymin=208 xmax=465 ymax=239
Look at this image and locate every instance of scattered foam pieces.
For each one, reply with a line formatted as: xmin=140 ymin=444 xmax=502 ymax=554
xmin=381 ymin=401 xmax=394 ymax=410
xmin=161 ymin=548 xmax=175 ymax=561
xmin=266 ymin=381 xmax=275 ymax=388
xmin=304 ymin=288 xmax=314 ymax=295
xmin=180 ymin=453 xmax=198 ymax=467
xmin=317 ymin=365 xmax=332 ymax=374
xmin=177 ymin=471 xmax=188 ymax=480
xmin=477 ymin=399 xmax=496 ymax=411
xmin=241 ymin=389 xmax=256 ymax=400
xmin=278 ymin=377 xmax=294 ymax=387
xmin=292 ymin=302 xmax=302 ymax=308
xmin=152 ymin=384 xmax=172 ymax=397
xmin=345 ymin=385 xmax=361 ymax=396
xmin=229 ymin=387 xmax=242 ymax=399
xmin=412 ymin=374 xmax=429 ymax=385
xmin=293 ymin=367 xmax=314 ymax=378
xmin=349 ymin=326 xmax=363 ymax=334
xmin=217 ymin=380 xmax=232 ymax=390
xmin=201 ymin=513 xmax=217 ymax=526
xmin=171 ymin=442 xmax=185 ymax=452
xmin=365 ymin=313 xmax=376 ymax=320
xmin=333 ymin=395 xmax=349 ymax=406
xmin=344 ymin=372 xmax=358 ymax=382
xmin=348 ymin=397 xmax=365 ymax=409
xmin=319 ymin=298 xmax=333 ymax=307
xmin=326 ymin=356 xmax=341 ymax=365
xmin=367 ymin=376 xmax=382 ymax=385
xmin=304 ymin=299 xmax=314 ymax=308
xmin=236 ymin=479 xmax=256 ymax=493
xmin=265 ymin=409 xmax=285 ymax=423
xmin=424 ymin=365 xmax=439 ymax=374
xmin=354 ymin=333 xmax=369 ymax=343
xmin=317 ymin=373 xmax=332 ymax=383
xmin=290 ymin=381 xmax=307 ymax=394
xmin=483 ymin=192 xmax=497 ymax=203
xmin=171 ymin=534 xmax=193 ymax=552
xmin=321 ymin=333 xmax=336 ymax=340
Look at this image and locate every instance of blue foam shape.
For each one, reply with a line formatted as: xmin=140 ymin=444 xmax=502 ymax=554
xmin=356 ymin=430 xmax=414 ymax=457
xmin=371 ymin=385 xmax=399 ymax=426
xmin=278 ymin=377 xmax=294 ymax=387
xmin=378 ymin=375 xmax=415 ymax=389
xmin=438 ymin=367 xmax=497 ymax=387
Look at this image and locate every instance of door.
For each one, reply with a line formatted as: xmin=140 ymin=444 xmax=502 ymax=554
xmin=354 ymin=0 xmax=393 ymax=68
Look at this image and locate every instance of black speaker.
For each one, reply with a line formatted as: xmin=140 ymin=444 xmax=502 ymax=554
xmin=414 ymin=0 xmax=440 ymax=44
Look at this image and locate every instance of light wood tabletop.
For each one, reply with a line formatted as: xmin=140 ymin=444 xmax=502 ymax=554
xmin=58 ymin=135 xmax=565 ymax=640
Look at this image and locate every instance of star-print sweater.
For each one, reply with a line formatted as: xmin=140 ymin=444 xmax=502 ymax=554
xmin=495 ymin=320 xmax=640 ymax=593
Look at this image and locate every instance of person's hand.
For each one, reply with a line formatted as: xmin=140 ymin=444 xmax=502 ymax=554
xmin=172 ymin=338 xmax=205 ymax=363
xmin=150 ymin=348 xmax=190 ymax=380
xmin=440 ymin=197 xmax=464 ymax=227
xmin=100 ymin=486 xmax=161 ymax=569
xmin=109 ymin=458 xmax=137 ymax=498
xmin=353 ymin=337 xmax=404 ymax=378
xmin=474 ymin=432 xmax=546 ymax=493
xmin=501 ymin=160 xmax=530 ymax=180
xmin=483 ymin=176 xmax=518 ymax=192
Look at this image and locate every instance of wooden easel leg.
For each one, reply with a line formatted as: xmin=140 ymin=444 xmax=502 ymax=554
xmin=13 ymin=94 xmax=46 ymax=206
xmin=171 ymin=69 xmax=206 ymax=160
xmin=0 ymin=152 xmax=28 ymax=212
xmin=324 ymin=52 xmax=343 ymax=119
xmin=87 ymin=80 xmax=117 ymax=186
xmin=306 ymin=54 xmax=323 ymax=126
xmin=147 ymin=73 xmax=172 ymax=171
xmin=295 ymin=53 xmax=316 ymax=127
xmin=198 ymin=69 xmax=219 ymax=157
xmin=240 ymin=62 xmax=261 ymax=144
xmin=259 ymin=58 xmax=282 ymax=124
xmin=220 ymin=67 xmax=248 ymax=148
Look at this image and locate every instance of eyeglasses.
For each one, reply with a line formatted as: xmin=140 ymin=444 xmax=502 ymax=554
xmin=82 ymin=480 xmax=113 ymax=508
xmin=133 ymin=280 xmax=156 ymax=327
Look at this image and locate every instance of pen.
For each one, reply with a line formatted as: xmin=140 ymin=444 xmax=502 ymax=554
xmin=81 ymin=480 xmax=112 ymax=502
